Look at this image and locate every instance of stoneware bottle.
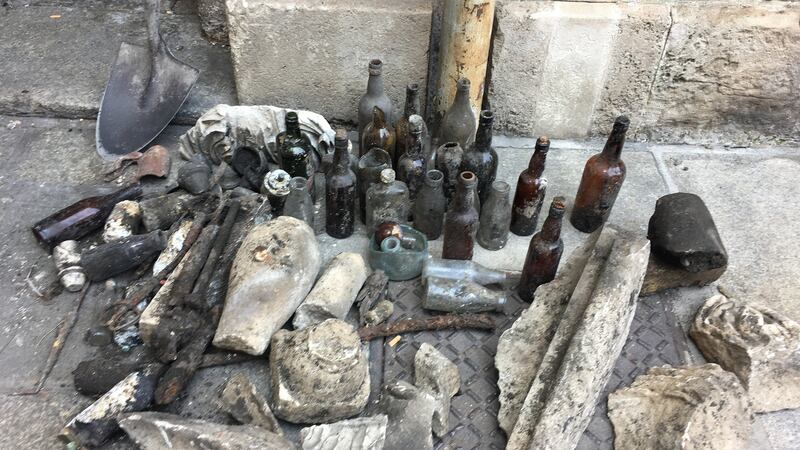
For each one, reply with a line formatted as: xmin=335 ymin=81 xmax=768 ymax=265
xmin=361 ymin=106 xmax=396 ymax=163
xmin=518 ymin=197 xmax=566 ymax=302
xmin=396 ymin=115 xmax=428 ymax=200
xmin=283 ymin=176 xmax=314 ymax=229
xmin=511 ymin=136 xmax=550 ymax=236
xmin=412 ymin=170 xmax=446 ymax=240
xmin=394 ymin=83 xmax=428 ymax=168
xmin=439 ymin=78 xmax=477 ymax=150
xmin=277 ymin=111 xmax=315 ymax=180
xmin=365 ymin=169 xmax=410 ymax=233
xmin=442 ymin=171 xmax=480 ymax=260
xmin=358 ymin=59 xmax=394 ymax=139
xmin=357 ymin=147 xmax=392 ymax=224
xmin=326 ymin=129 xmax=357 ymax=238
xmin=571 ymin=115 xmax=629 ymax=233
xmin=435 ymin=141 xmax=464 ymax=206
xmin=477 ymin=181 xmax=512 ymax=250
xmin=461 ymin=110 xmax=499 ymax=203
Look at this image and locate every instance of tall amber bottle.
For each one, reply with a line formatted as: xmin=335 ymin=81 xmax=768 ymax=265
xmin=361 ymin=106 xmax=396 ymax=162
xmin=517 ymin=197 xmax=566 ymax=302
xmin=326 ymin=129 xmax=357 ymax=238
xmin=570 ymin=115 xmax=629 ymax=233
xmin=460 ymin=110 xmax=498 ymax=203
xmin=396 ymin=115 xmax=427 ymax=200
xmin=510 ymin=136 xmax=550 ymax=236
xmin=439 ymin=78 xmax=476 ymax=150
xmin=442 ymin=172 xmax=480 ymax=260
xmin=358 ymin=59 xmax=393 ymax=139
xmin=32 ymin=183 xmax=143 ymax=248
xmin=394 ymin=83 xmax=427 ymax=168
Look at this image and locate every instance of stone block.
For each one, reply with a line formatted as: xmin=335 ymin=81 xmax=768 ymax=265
xmin=226 ymin=0 xmax=432 ymax=124
xmin=640 ymin=2 xmax=800 ymax=145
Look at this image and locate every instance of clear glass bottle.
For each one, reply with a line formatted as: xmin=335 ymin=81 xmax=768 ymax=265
xmin=358 ymin=59 xmax=394 ymax=139
xmin=357 ymin=147 xmax=392 ymax=224
xmin=394 ymin=83 xmax=427 ymax=168
xmin=277 ymin=111 xmax=315 ymax=180
xmin=442 ymin=171 xmax=480 ymax=260
xmin=326 ymin=129 xmax=357 ymax=238
xmin=365 ymin=169 xmax=410 ymax=233
xmin=283 ymin=176 xmax=314 ymax=228
xmin=435 ymin=141 xmax=463 ymax=206
xmin=361 ymin=106 xmax=396 ymax=163
xmin=518 ymin=197 xmax=566 ymax=302
xmin=511 ymin=136 xmax=549 ymax=236
xmin=422 ymin=258 xmax=520 ymax=286
xmin=460 ymin=110 xmax=498 ymax=203
xmin=396 ymin=115 xmax=428 ymax=200
xmin=412 ymin=170 xmax=446 ymax=240
xmin=439 ymin=78 xmax=477 ymax=150
xmin=476 ymin=181 xmax=512 ymax=250
xmin=423 ymin=277 xmax=507 ymax=313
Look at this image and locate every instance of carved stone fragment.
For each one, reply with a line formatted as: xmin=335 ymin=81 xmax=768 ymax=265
xmin=608 ymin=364 xmax=752 ymax=450
xmin=690 ymin=294 xmax=800 ymax=412
xmin=300 ymin=415 xmax=388 ymax=450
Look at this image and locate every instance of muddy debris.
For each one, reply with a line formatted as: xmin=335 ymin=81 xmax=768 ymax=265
xmin=219 ymin=373 xmax=283 ymax=435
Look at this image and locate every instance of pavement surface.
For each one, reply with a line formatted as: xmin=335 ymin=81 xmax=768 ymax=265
xmin=0 ymin=1 xmax=798 ymax=449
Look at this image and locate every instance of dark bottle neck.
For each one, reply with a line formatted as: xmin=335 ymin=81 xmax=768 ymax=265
xmin=285 ymin=112 xmax=301 ymax=137
xmin=453 ymin=176 xmax=476 ymax=212
xmin=367 ymin=60 xmax=385 ymax=96
xmin=540 ymin=200 xmax=566 ymax=241
xmin=105 ymin=183 xmax=143 ymax=205
xmin=528 ymin=138 xmax=549 ymax=177
xmin=601 ymin=116 xmax=630 ymax=161
xmin=453 ymin=80 xmax=471 ymax=109
xmin=407 ymin=116 xmax=425 ymax=156
xmin=474 ymin=110 xmax=494 ymax=151
xmin=332 ymin=132 xmax=350 ymax=172
xmin=404 ymin=84 xmax=420 ymax=118
xmin=372 ymin=107 xmax=387 ymax=128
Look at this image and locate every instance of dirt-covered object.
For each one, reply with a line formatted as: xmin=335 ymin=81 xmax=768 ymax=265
xmin=219 ymin=373 xmax=283 ymax=434
xmin=81 ymin=231 xmax=167 ymax=281
xmin=414 ymin=343 xmax=460 ymax=437
xmin=139 ymin=191 xmax=209 ymax=231
xmin=53 ymin=240 xmax=85 ymax=292
xmin=103 ymin=200 xmax=142 ymax=242
xmin=378 ymin=381 xmax=437 ymax=450
xmin=300 ymin=416 xmax=388 ymax=450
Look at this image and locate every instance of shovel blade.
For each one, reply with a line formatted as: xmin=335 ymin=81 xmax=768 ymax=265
xmin=96 ymin=42 xmax=199 ymax=160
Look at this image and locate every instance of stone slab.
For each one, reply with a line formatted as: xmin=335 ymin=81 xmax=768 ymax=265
xmin=0 ymin=4 xmax=236 ymax=123
xmin=226 ymin=0 xmax=432 ymax=125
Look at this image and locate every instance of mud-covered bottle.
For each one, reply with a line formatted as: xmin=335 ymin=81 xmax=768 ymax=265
xmin=396 ymin=115 xmax=428 ymax=200
xmin=461 ymin=110 xmax=498 ymax=203
xmin=326 ymin=129 xmax=357 ymax=238
xmin=439 ymin=78 xmax=476 ymax=150
xmin=283 ymin=176 xmax=314 ymax=228
xmin=435 ymin=141 xmax=463 ymax=206
xmin=358 ymin=59 xmax=394 ymax=139
xmin=365 ymin=169 xmax=410 ymax=233
xmin=518 ymin=197 xmax=566 ymax=302
xmin=80 ymin=230 xmax=167 ymax=281
xmin=361 ymin=106 xmax=396 ymax=163
xmin=442 ymin=172 xmax=480 ymax=260
xmin=277 ymin=111 xmax=315 ymax=180
xmin=423 ymin=276 xmax=507 ymax=313
xmin=571 ymin=115 xmax=629 ymax=233
xmin=476 ymin=181 xmax=512 ymax=250
xmin=412 ymin=170 xmax=446 ymax=240
xmin=357 ymin=147 xmax=392 ymax=224
xmin=511 ymin=136 xmax=550 ymax=236
xmin=32 ymin=183 xmax=143 ymax=248
xmin=394 ymin=83 xmax=427 ymax=168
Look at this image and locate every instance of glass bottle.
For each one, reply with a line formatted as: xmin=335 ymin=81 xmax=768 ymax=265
xmin=461 ymin=110 xmax=498 ymax=203
xmin=394 ymin=83 xmax=427 ymax=168
xmin=358 ymin=59 xmax=394 ymax=139
xmin=81 ymin=230 xmax=167 ymax=281
xmin=518 ymin=197 xmax=566 ymax=302
xmin=439 ymin=78 xmax=477 ymax=150
xmin=423 ymin=277 xmax=507 ymax=313
xmin=361 ymin=106 xmax=396 ymax=163
xmin=326 ymin=129 xmax=357 ymax=238
xmin=32 ymin=183 xmax=143 ymax=248
xmin=365 ymin=169 xmax=410 ymax=233
xmin=570 ymin=115 xmax=629 ymax=233
xmin=277 ymin=111 xmax=315 ymax=180
xmin=283 ymin=176 xmax=314 ymax=228
xmin=396 ymin=115 xmax=427 ymax=200
xmin=412 ymin=170 xmax=446 ymax=240
xmin=262 ymin=169 xmax=292 ymax=216
xmin=442 ymin=171 xmax=480 ymax=260
xmin=357 ymin=147 xmax=392 ymax=224
xmin=476 ymin=181 xmax=512 ymax=250
xmin=435 ymin=141 xmax=463 ymax=206
xmin=422 ymin=258 xmax=520 ymax=287
xmin=511 ymin=136 xmax=550 ymax=236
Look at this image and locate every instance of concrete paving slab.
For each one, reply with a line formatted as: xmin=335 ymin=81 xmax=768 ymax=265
xmin=760 ymin=409 xmax=800 ymax=450
xmin=0 ymin=3 xmax=235 ymax=123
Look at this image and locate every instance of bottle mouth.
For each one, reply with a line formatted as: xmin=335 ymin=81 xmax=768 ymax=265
xmin=380 ymin=168 xmax=396 ymax=184
xmin=480 ymin=110 xmax=494 ymax=122
xmin=407 ymin=83 xmax=419 ymax=92
xmin=536 ymin=136 xmax=550 ymax=148
xmin=460 ymin=171 xmax=477 ymax=186
xmin=369 ymin=59 xmax=383 ymax=74
xmin=492 ymin=181 xmax=510 ymax=194
xmin=456 ymin=78 xmax=471 ymax=91
xmin=550 ymin=196 xmax=567 ymax=215
xmin=334 ymin=128 xmax=348 ymax=146
xmin=290 ymin=176 xmax=308 ymax=191
xmin=613 ymin=115 xmax=631 ymax=130
xmin=286 ymin=111 xmax=299 ymax=125
xmin=380 ymin=236 xmax=402 ymax=253
xmin=426 ymin=169 xmax=444 ymax=185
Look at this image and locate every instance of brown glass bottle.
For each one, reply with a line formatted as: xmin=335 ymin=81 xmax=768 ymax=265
xmin=510 ymin=136 xmax=550 ymax=236
xmin=460 ymin=110 xmax=498 ymax=203
xmin=358 ymin=59 xmax=394 ymax=139
xmin=442 ymin=172 xmax=480 ymax=260
xmin=394 ymin=83 xmax=427 ymax=168
xmin=32 ymin=183 xmax=143 ymax=248
xmin=361 ymin=106 xmax=396 ymax=163
xmin=571 ymin=115 xmax=629 ymax=233
xmin=518 ymin=197 xmax=566 ymax=302
xmin=396 ymin=115 xmax=428 ymax=200
xmin=439 ymin=78 xmax=477 ymax=150
xmin=277 ymin=111 xmax=315 ymax=179
xmin=326 ymin=129 xmax=357 ymax=238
